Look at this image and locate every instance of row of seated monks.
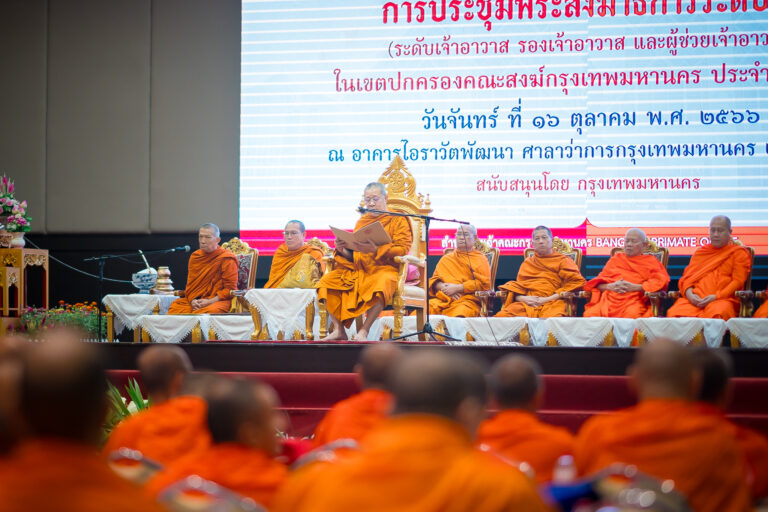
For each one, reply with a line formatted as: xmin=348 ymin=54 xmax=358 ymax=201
xmin=166 ymin=182 xmax=766 ymax=341
xmin=0 ymin=330 xmax=763 ymax=510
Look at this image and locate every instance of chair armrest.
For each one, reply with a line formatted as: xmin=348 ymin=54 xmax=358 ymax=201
xmin=230 ymin=289 xmax=247 ymax=297
xmin=757 ymin=290 xmax=766 ymax=300
xmin=665 ymin=291 xmax=679 ymax=301
xmin=173 ymin=290 xmax=185 ymax=297
xmin=395 ymin=255 xmax=426 ymax=267
xmin=734 ymin=290 xmax=754 ymax=299
xmin=578 ymin=290 xmax=592 ymax=300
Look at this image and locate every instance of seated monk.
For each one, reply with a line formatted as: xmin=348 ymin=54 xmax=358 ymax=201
xmin=574 ymin=339 xmax=752 ymax=512
xmin=264 ymin=220 xmax=324 ymax=289
xmin=753 ymin=289 xmax=768 ymax=318
xmin=146 ymin=377 xmax=288 ymax=508
xmin=313 ymin=344 xmax=403 ymax=447
xmin=102 ymin=345 xmax=211 ymax=465
xmin=477 ymin=355 xmax=575 ymax=484
xmin=317 ymin=182 xmax=412 ymax=341
xmin=667 ymin=216 xmax=751 ymax=320
xmin=496 ymin=226 xmax=585 ymax=318
xmin=272 ymin=350 xmax=548 ymax=512
xmin=167 ymin=223 xmax=238 ymax=314
xmin=691 ymin=348 xmax=768 ymax=500
xmin=428 ymin=224 xmax=491 ymax=317
xmin=0 ymin=329 xmax=165 ymax=512
xmin=584 ymin=228 xmax=670 ymax=318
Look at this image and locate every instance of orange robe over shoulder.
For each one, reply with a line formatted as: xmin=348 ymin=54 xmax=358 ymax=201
xmin=145 ymin=443 xmax=288 ymax=508
xmin=317 ymin=213 xmax=412 ymax=327
xmin=495 ymin=253 xmax=585 ymax=318
xmin=477 ymin=409 xmax=575 ymax=484
xmin=754 ymin=288 xmax=768 ymax=318
xmin=102 ymin=395 xmax=211 ymax=466
xmin=272 ymin=415 xmax=548 ymax=512
xmin=667 ymin=243 xmax=751 ymax=320
xmin=574 ymin=399 xmax=752 ymax=512
xmin=0 ymin=439 xmax=165 ymax=512
xmin=428 ymin=249 xmax=491 ymax=317
xmin=265 ymin=243 xmax=325 ymax=289
xmin=313 ymin=388 xmax=392 ymax=447
xmin=693 ymin=402 xmax=768 ymax=499
xmin=584 ymin=252 xmax=670 ymax=318
xmin=167 ymin=247 xmax=238 ymax=314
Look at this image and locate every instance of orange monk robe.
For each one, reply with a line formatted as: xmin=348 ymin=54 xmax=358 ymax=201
xmin=477 ymin=410 xmax=575 ymax=484
xmin=102 ymin=395 xmax=211 ymax=466
xmin=0 ymin=439 xmax=166 ymax=512
xmin=167 ymin=247 xmax=238 ymax=314
xmin=272 ymin=415 xmax=548 ymax=512
xmin=145 ymin=443 xmax=288 ymax=507
xmin=667 ymin=243 xmax=751 ymax=320
xmin=495 ymin=253 xmax=585 ymax=318
xmin=693 ymin=402 xmax=768 ymax=499
xmin=317 ymin=213 xmax=412 ymax=327
xmin=754 ymin=288 xmax=768 ymax=318
xmin=264 ymin=242 xmax=325 ymax=289
xmin=583 ymin=252 xmax=669 ymax=318
xmin=574 ymin=399 xmax=752 ymax=512
xmin=313 ymin=388 xmax=392 ymax=447
xmin=428 ymin=249 xmax=491 ymax=317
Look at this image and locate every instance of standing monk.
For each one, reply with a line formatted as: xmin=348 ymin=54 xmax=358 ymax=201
xmin=265 ymin=220 xmax=325 ymax=289
xmin=318 ymin=182 xmax=412 ymax=341
xmin=667 ymin=216 xmax=751 ymax=320
xmin=477 ymin=355 xmax=575 ymax=484
xmin=496 ymin=226 xmax=585 ymax=318
xmin=313 ymin=344 xmax=403 ymax=447
xmin=574 ymin=340 xmax=752 ymax=512
xmin=584 ymin=228 xmax=670 ymax=318
xmin=428 ymin=225 xmax=491 ymax=317
xmin=167 ymin=223 xmax=238 ymax=314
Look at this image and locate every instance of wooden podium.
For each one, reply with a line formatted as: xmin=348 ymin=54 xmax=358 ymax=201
xmin=0 ymin=248 xmax=49 ymax=334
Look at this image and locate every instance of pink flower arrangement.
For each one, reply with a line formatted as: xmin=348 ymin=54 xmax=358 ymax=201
xmin=0 ymin=175 xmax=31 ymax=232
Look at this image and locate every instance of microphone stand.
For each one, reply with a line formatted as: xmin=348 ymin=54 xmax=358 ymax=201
xmin=360 ymin=207 xmax=469 ymax=342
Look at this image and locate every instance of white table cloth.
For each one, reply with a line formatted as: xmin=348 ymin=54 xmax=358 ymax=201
xmin=208 ymin=315 xmax=255 ymax=341
xmin=462 ymin=317 xmax=528 ymax=345
xmin=377 ymin=315 xmax=467 ymax=342
xmin=244 ymin=289 xmax=316 ymax=339
xmin=726 ymin=318 xmax=768 ymax=348
xmin=546 ymin=317 xmax=614 ymax=347
xmin=103 ymin=294 xmax=178 ymax=335
xmin=139 ymin=314 xmax=209 ymax=344
xmin=635 ymin=317 xmax=726 ymax=347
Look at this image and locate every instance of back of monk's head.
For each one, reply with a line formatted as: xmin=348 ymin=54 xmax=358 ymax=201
xmin=0 ymin=335 xmax=28 ymax=454
xmin=630 ymin=339 xmax=695 ymax=400
xmin=392 ymin=350 xmax=487 ymax=433
xmin=488 ymin=354 xmax=542 ymax=411
xmin=206 ymin=377 xmax=282 ymax=454
xmin=20 ymin=328 xmax=107 ymax=445
xmin=691 ymin=347 xmax=733 ymax=407
xmin=137 ymin=345 xmax=193 ymax=401
xmin=356 ymin=343 xmax=404 ymax=390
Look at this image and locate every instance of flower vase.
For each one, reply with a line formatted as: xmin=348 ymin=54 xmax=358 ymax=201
xmin=9 ymin=233 xmax=25 ymax=248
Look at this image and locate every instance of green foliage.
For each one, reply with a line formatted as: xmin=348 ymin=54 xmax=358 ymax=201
xmin=102 ymin=378 xmax=150 ymax=447
xmin=19 ymin=301 xmax=107 ymax=339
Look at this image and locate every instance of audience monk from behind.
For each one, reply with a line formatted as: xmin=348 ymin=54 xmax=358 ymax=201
xmin=477 ymin=354 xmax=575 ymax=484
xmin=574 ymin=339 xmax=752 ymax=512
xmin=167 ymin=222 xmax=238 ymax=314
xmin=317 ymin=182 xmax=412 ymax=341
xmin=0 ymin=329 xmax=165 ymax=512
xmin=313 ymin=343 xmax=403 ymax=446
xmin=667 ymin=215 xmax=751 ymax=319
xmin=428 ymin=224 xmax=491 ymax=317
xmin=102 ymin=345 xmax=210 ymax=465
xmin=495 ymin=226 xmax=585 ymax=317
xmin=264 ymin=220 xmax=325 ymax=289
xmin=583 ymin=228 xmax=670 ymax=318
xmin=273 ymin=350 xmax=548 ymax=512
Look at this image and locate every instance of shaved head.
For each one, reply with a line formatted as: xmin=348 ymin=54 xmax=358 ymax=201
xmin=709 ymin=215 xmax=732 ymax=248
xmin=20 ymin=329 xmax=107 ymax=444
xmin=199 ymin=222 xmax=220 ymax=238
xmin=137 ymin=345 xmax=193 ymax=398
xmin=488 ymin=355 xmax=542 ymax=410
xmin=711 ymin=215 xmax=731 ymax=231
xmin=624 ymin=228 xmax=647 ymax=257
xmin=691 ymin=348 xmax=733 ymax=406
xmin=630 ymin=339 xmax=695 ymax=400
xmin=356 ymin=343 xmax=404 ymax=390
xmin=625 ymin=228 xmax=646 ymax=241
xmin=364 ymin=182 xmax=387 ymax=198
xmin=392 ymin=350 xmax=487 ymax=421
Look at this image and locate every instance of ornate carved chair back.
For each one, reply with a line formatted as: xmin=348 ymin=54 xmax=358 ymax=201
xmin=305 ymin=237 xmax=332 ymax=280
xmin=732 ymin=239 xmax=756 ymax=317
xmin=221 ymin=237 xmax=258 ymax=313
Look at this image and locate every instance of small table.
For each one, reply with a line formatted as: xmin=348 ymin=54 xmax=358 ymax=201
xmin=0 ymin=248 xmax=49 ymax=310
xmin=103 ymin=294 xmax=178 ymax=342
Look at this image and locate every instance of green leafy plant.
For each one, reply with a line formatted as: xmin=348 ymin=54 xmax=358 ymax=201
xmin=19 ymin=301 xmax=107 ymax=339
xmin=102 ymin=378 xmax=150 ymax=446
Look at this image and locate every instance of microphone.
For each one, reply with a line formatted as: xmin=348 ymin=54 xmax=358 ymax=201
xmin=357 ymin=206 xmax=368 ymax=214
xmin=169 ymin=245 xmax=191 ymax=253
xmin=137 ymin=249 xmax=151 ymax=270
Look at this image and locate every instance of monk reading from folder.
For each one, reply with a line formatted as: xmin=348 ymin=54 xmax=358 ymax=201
xmin=667 ymin=215 xmax=751 ymax=320
xmin=583 ymin=228 xmax=670 ymax=318
xmin=167 ymin=223 xmax=238 ymax=314
xmin=264 ymin=220 xmax=325 ymax=289
xmin=317 ymin=182 xmax=412 ymax=342
xmin=495 ymin=226 xmax=585 ymax=318
xmin=428 ymin=224 xmax=491 ymax=317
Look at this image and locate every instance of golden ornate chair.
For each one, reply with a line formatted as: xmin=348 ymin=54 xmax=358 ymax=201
xmin=248 ymin=237 xmax=331 ymax=341
xmin=319 ymin=155 xmax=430 ymax=340
xmin=221 ymin=237 xmax=259 ymax=314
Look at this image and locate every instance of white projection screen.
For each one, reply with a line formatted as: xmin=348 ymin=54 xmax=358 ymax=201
xmin=240 ymin=0 xmax=768 ymax=256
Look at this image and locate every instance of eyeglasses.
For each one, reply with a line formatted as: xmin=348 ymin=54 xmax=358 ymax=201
xmin=363 ymin=196 xmax=382 ymax=204
xmin=283 ymin=231 xmax=302 ymax=237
